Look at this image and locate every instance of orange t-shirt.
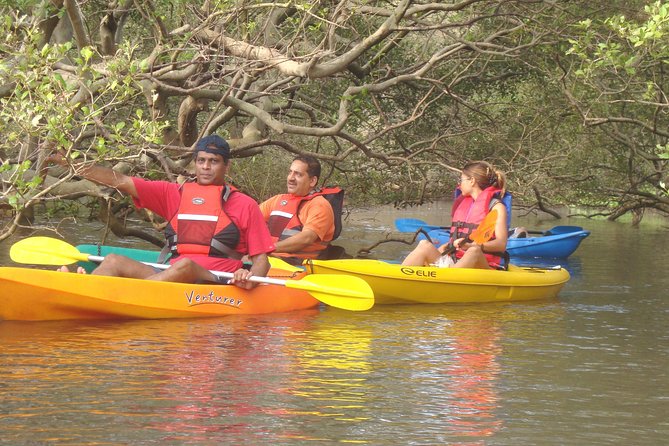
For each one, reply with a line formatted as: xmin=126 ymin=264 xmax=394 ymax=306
xmin=260 ymin=195 xmax=335 ymax=243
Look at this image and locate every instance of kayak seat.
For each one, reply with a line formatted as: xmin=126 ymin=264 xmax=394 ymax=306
xmin=510 ymin=227 xmax=529 ymax=238
xmin=318 ymin=244 xmax=349 ymax=260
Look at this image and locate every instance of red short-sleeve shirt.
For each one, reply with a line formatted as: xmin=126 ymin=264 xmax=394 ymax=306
xmin=131 ymin=178 xmax=275 ymax=272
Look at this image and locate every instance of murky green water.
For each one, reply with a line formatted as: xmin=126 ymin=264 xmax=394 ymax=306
xmin=1 ymin=204 xmax=667 ymax=444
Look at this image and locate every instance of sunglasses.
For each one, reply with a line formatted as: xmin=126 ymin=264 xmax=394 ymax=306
xmin=457 ymin=176 xmax=472 ymax=184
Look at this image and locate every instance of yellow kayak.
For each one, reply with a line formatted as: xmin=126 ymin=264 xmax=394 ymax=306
xmin=305 ymin=259 xmax=570 ymax=304
xmin=0 ymin=267 xmax=319 ymax=321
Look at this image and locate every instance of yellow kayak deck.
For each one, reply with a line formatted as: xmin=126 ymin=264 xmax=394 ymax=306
xmin=0 ymin=267 xmax=319 ymax=321
xmin=306 ymin=259 xmax=570 ymax=304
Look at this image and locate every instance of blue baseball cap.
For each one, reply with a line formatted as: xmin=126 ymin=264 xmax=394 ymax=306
xmin=193 ymin=135 xmax=230 ymax=160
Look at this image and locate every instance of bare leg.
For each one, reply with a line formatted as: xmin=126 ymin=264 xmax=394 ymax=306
xmin=402 ymin=240 xmax=441 ymax=266
xmin=145 ymin=258 xmax=218 ymax=283
xmin=91 ymin=254 xmax=157 ymax=279
xmin=453 ymin=245 xmax=491 ymax=269
xmin=59 ymin=255 xmax=226 ymax=284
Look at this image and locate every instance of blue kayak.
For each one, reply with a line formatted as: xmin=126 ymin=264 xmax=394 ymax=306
xmin=420 ymin=227 xmax=590 ymax=259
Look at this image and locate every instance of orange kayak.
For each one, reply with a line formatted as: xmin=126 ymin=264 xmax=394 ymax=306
xmin=0 ymin=267 xmax=319 ymax=321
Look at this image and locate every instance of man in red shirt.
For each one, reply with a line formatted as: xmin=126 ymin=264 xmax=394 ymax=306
xmin=259 ymin=156 xmax=335 ymax=265
xmin=53 ymin=135 xmax=274 ymax=289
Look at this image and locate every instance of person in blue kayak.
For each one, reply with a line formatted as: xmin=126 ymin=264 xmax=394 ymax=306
xmin=49 ymin=135 xmax=275 ymax=289
xmin=402 ymin=160 xmax=509 ymax=269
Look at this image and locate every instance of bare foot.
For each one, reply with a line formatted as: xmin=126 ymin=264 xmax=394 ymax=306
xmin=57 ymin=266 xmax=87 ymax=274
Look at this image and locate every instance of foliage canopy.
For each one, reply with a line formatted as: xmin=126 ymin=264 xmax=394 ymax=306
xmin=1 ymin=1 xmax=668 ymax=243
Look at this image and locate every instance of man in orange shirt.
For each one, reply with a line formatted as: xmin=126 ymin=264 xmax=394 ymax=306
xmin=260 ymin=156 xmax=336 ymax=265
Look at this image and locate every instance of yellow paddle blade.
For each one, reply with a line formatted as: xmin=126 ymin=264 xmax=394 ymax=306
xmin=10 ymin=237 xmax=89 ymax=266
xmin=268 ymin=256 xmax=304 ymax=273
xmin=284 ymin=274 xmax=374 ymax=311
xmin=469 ymin=209 xmax=498 ymax=244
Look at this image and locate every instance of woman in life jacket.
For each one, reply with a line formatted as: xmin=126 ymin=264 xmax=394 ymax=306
xmin=402 ymin=161 xmax=509 ymax=269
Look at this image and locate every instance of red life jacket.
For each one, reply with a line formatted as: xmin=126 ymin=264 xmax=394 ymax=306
xmin=165 ymin=183 xmax=242 ymax=259
xmin=450 ymin=186 xmax=503 ymax=267
xmin=266 ymin=187 xmax=341 ymax=259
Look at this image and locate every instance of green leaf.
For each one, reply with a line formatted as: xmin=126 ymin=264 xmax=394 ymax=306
xmin=80 ymin=47 xmax=94 ymax=62
xmin=40 ymin=43 xmax=51 ymax=58
xmin=53 ymin=73 xmax=66 ymax=88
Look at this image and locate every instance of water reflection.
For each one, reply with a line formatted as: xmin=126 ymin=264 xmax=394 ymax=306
xmin=283 ymin=316 xmax=372 ymax=423
xmin=1 ymin=315 xmax=303 ymax=443
xmin=150 ymin=312 xmax=376 ymax=442
xmin=360 ymin=303 xmax=563 ymax=444
xmin=0 ymin=280 xmax=571 ymax=444
xmin=1 ymin=310 xmax=380 ymax=443
xmin=146 ymin=315 xmax=316 ymax=442
xmin=443 ymin=318 xmax=502 ymax=440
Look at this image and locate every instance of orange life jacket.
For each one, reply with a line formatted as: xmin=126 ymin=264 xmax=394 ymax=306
xmin=450 ymin=186 xmax=503 ymax=267
xmin=165 ymin=183 xmax=242 ymax=260
xmin=266 ymin=188 xmax=341 ymax=259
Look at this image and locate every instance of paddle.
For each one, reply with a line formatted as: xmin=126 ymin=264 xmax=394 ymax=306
xmin=268 ymin=256 xmax=305 ymax=272
xmin=395 ymin=218 xmax=445 ymax=233
xmin=10 ymin=237 xmax=374 ymax=311
xmin=396 ymin=218 xmax=583 ymax=237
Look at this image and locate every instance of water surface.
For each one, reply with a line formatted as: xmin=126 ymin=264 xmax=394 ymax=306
xmin=1 ymin=205 xmax=667 ymax=444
